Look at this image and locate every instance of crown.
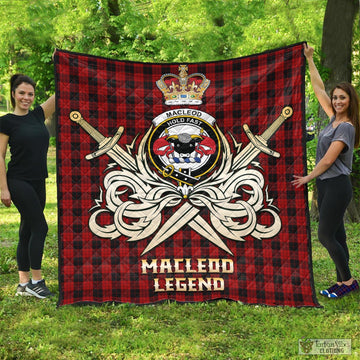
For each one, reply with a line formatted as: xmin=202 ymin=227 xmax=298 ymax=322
xmin=156 ymin=65 xmax=210 ymax=105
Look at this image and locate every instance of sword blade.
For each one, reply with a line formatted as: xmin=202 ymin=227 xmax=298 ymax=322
xmin=107 ymin=146 xmax=137 ymax=171
xmin=188 ymin=215 xmax=233 ymax=255
xmin=234 ymin=143 xmax=259 ymax=170
xmin=233 ymin=106 xmax=293 ymax=170
xmin=70 ymin=111 xmax=137 ymax=171
xmin=70 ymin=111 xmax=105 ymax=143
xmin=141 ymin=202 xmax=200 ymax=255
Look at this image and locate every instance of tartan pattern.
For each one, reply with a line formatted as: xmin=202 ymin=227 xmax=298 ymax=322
xmin=328 ymin=280 xmax=359 ymax=298
xmin=55 ymin=43 xmax=320 ymax=307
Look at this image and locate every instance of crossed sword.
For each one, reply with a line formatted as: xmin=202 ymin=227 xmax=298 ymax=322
xmin=70 ymin=106 xmax=293 ymax=256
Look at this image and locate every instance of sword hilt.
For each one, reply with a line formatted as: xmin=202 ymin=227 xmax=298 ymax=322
xmin=70 ymin=111 xmax=105 ymax=143
xmin=85 ymin=127 xmax=124 ymax=160
xmin=261 ymin=106 xmax=293 ymax=141
xmin=234 ymin=106 xmax=293 ymax=169
xmin=242 ymin=106 xmax=293 ymax=158
xmin=70 ymin=111 xmax=137 ymax=170
xmin=243 ymin=124 xmax=280 ymax=158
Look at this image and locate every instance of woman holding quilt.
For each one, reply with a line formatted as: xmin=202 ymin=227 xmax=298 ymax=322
xmin=0 ymin=74 xmax=55 ymax=299
xmin=292 ymin=44 xmax=359 ymax=299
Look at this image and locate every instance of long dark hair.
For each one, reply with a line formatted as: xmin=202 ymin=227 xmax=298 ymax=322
xmin=330 ymin=82 xmax=360 ymax=148
xmin=10 ymin=74 xmax=36 ymax=108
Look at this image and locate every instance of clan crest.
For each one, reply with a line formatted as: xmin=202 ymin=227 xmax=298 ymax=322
xmin=148 ymin=109 xmax=220 ymax=188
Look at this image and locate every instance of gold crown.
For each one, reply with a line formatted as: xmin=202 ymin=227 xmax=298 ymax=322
xmin=156 ymin=65 xmax=210 ymax=105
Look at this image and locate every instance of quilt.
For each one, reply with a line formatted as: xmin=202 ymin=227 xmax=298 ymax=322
xmin=55 ymin=42 xmax=320 ymax=307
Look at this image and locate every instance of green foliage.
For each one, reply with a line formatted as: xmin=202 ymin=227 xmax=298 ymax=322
xmin=0 ymin=0 xmax=337 ymax=111
xmin=49 ymin=136 xmax=57 ymax=147
xmin=353 ymin=24 xmax=360 ymax=90
xmin=0 ymin=0 xmax=333 ymax=124
xmin=0 ymin=0 xmax=327 ymax=82
xmin=0 ymin=0 xmax=57 ymax=104
xmin=238 ymin=0 xmax=327 ymax=55
xmin=305 ymin=138 xmax=317 ymax=191
xmin=0 ymin=245 xmax=17 ymax=274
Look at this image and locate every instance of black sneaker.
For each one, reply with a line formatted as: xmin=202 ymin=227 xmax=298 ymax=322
xmin=25 ymin=279 xmax=54 ymax=299
xmin=16 ymin=284 xmax=33 ymax=297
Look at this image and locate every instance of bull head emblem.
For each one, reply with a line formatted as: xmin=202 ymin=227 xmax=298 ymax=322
xmin=153 ymin=128 xmax=216 ymax=164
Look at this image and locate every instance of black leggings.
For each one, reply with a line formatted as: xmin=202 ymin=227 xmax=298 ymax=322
xmin=7 ymin=178 xmax=48 ymax=272
xmin=316 ymin=175 xmax=353 ymax=282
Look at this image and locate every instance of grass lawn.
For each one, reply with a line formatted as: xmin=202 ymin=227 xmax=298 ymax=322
xmin=0 ymin=145 xmax=359 ymax=360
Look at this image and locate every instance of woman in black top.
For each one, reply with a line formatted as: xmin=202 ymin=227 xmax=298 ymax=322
xmin=0 ymin=74 xmax=55 ymax=298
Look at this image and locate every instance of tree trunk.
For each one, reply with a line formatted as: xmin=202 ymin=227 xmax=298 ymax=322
xmin=313 ymin=0 xmax=359 ymax=222
xmin=107 ymin=0 xmax=121 ymax=44
xmin=321 ymin=0 xmax=357 ymax=92
xmin=309 ymin=186 xmax=319 ymax=222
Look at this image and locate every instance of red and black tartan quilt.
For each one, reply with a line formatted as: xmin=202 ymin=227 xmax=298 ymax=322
xmin=55 ymin=42 xmax=320 ymax=307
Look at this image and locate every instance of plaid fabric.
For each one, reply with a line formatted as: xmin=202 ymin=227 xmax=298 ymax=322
xmin=55 ymin=43 xmax=320 ymax=307
xmin=328 ymin=280 xmax=359 ymax=298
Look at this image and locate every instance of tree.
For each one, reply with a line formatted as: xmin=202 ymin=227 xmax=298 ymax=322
xmin=237 ymin=0 xmax=327 ymax=54
xmin=0 ymin=0 xmax=333 ymax=133
xmin=0 ymin=1 xmax=57 ymax=103
xmin=321 ymin=0 xmax=358 ymax=91
xmin=0 ymin=0 xmax=327 ymax=68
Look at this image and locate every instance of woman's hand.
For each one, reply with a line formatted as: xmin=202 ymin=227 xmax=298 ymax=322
xmin=291 ymin=175 xmax=311 ymax=188
xmin=303 ymin=43 xmax=314 ymax=60
xmin=1 ymin=189 xmax=11 ymax=207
